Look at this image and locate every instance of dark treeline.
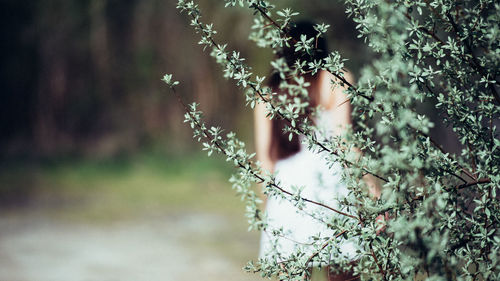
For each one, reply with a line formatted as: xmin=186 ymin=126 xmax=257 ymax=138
xmin=0 ymin=0 xmax=368 ymax=158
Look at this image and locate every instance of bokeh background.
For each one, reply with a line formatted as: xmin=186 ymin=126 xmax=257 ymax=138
xmin=0 ymin=1 xmax=371 ymax=280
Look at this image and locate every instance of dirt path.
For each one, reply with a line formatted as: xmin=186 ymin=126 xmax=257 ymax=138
xmin=0 ymin=211 xmax=261 ymax=281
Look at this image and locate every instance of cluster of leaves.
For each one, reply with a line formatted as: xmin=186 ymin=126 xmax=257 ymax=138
xmin=166 ymin=0 xmax=499 ymax=280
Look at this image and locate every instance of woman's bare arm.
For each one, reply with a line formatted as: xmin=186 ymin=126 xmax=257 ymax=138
xmin=254 ymin=102 xmax=274 ymax=203
xmin=321 ymin=70 xmax=381 ymax=199
xmin=254 ymin=102 xmax=274 ymax=173
xmin=321 ymin=70 xmax=353 ymax=137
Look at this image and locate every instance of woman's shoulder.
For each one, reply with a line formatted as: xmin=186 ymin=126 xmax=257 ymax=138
xmin=318 ymin=70 xmax=354 ymax=110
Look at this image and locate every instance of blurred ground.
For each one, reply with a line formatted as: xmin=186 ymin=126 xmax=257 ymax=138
xmin=0 ymin=152 xmax=261 ymax=281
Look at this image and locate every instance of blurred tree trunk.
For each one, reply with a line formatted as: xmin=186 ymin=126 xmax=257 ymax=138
xmin=34 ymin=0 xmax=72 ymax=154
xmin=90 ymin=0 xmax=111 ymax=100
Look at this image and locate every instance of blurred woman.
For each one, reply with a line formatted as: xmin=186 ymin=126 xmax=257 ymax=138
xmin=254 ymin=21 xmax=368 ymax=281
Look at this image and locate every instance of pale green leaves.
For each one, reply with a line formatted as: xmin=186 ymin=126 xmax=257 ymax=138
xmin=314 ymin=23 xmax=330 ymax=35
xmin=294 ymin=34 xmax=314 ymax=54
xmin=171 ymin=0 xmax=500 ymax=280
xmin=161 ymin=74 xmax=179 ymax=88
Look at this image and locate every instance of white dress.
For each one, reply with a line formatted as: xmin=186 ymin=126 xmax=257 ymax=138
xmin=259 ymin=109 xmax=359 ymax=263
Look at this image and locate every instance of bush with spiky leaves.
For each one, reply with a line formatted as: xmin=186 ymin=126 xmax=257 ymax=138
xmin=165 ymin=0 xmax=499 ymax=280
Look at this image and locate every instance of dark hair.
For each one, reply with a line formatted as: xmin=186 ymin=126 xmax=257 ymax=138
xmin=268 ymin=20 xmax=329 ymax=162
